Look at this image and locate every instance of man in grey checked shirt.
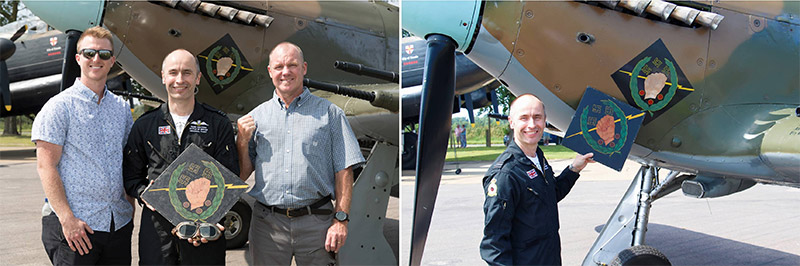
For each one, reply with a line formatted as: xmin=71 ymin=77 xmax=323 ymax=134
xmin=237 ymin=42 xmax=364 ymax=265
xmin=32 ymin=26 xmax=134 ymax=265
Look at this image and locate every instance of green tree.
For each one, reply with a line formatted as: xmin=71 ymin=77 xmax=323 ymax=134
xmin=0 ymin=0 xmax=20 ymax=25
xmin=476 ymin=85 xmax=516 ymax=118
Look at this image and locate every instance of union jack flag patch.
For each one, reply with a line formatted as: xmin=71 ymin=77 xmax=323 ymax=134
xmin=527 ymin=169 xmax=538 ymax=179
xmin=158 ymin=126 xmax=171 ymax=135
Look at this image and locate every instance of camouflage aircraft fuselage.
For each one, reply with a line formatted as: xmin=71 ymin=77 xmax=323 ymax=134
xmin=409 ymin=1 xmax=799 ymax=187
xmin=27 ymin=0 xmax=399 ymax=145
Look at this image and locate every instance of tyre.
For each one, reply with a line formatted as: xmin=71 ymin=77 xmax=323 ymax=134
xmin=402 ymin=132 xmax=418 ymax=170
xmin=611 ymin=245 xmax=671 ymax=266
xmin=224 ymin=200 xmax=252 ymax=249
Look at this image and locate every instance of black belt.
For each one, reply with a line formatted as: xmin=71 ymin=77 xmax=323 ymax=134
xmin=259 ymin=196 xmax=333 ymax=218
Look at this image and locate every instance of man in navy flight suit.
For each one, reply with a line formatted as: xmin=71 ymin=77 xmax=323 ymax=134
xmin=480 ymin=94 xmax=594 ymax=266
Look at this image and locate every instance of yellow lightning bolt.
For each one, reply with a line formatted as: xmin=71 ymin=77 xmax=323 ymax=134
xmin=618 ymin=70 xmax=694 ymax=91
xmin=197 ymin=55 xmax=254 ymax=71
xmin=149 ymin=183 xmax=249 ymax=192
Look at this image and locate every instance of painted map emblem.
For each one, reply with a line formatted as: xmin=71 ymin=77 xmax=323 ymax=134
xmin=611 ymin=39 xmax=693 ymax=125
xmin=197 ymin=34 xmax=254 ymax=94
xmin=142 ymin=144 xmax=248 ymax=226
xmin=562 ymin=87 xmax=645 ymax=172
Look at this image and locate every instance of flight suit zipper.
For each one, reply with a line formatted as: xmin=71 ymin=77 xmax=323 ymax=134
xmin=533 ymin=163 xmax=548 ymax=185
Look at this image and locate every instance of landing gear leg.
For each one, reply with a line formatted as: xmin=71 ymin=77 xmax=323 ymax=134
xmin=583 ymin=164 xmax=683 ymax=266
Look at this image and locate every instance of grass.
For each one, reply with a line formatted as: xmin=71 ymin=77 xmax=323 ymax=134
xmin=0 ymin=133 xmax=34 ymax=147
xmin=445 ymin=145 xmax=576 ymax=162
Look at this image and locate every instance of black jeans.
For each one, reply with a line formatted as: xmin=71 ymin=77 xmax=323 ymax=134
xmin=138 ymin=208 xmax=226 ymax=265
xmin=41 ymin=213 xmax=133 ymax=265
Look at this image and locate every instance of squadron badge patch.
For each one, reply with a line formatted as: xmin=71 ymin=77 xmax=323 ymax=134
xmin=562 ymin=87 xmax=644 ymax=171
xmin=611 ymin=39 xmax=693 ymax=125
xmin=487 ymin=178 xmax=498 ymax=197
xmin=197 ymin=34 xmax=254 ymax=95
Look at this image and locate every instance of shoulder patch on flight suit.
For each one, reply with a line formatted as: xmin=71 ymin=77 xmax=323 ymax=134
xmin=487 ymin=178 xmax=498 ymax=197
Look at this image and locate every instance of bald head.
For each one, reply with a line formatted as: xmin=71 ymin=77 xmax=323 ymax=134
xmin=509 ymin=94 xmax=546 ymax=119
xmin=269 ymin=42 xmax=305 ymax=65
xmin=162 ymin=49 xmax=200 ymax=73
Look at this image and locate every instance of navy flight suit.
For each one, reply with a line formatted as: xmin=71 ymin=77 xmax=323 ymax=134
xmin=480 ymin=140 xmax=580 ymax=266
xmin=123 ymin=102 xmax=239 ymax=265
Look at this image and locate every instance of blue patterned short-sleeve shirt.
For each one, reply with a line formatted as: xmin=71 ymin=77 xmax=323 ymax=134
xmin=31 ymin=78 xmax=133 ymax=232
xmin=247 ymin=88 xmax=365 ymax=209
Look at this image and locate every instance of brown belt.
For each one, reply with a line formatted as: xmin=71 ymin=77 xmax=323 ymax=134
xmin=258 ymin=196 xmax=332 ymax=218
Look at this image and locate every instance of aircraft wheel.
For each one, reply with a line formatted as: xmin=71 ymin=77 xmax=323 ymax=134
xmin=402 ymin=132 xmax=418 ymax=170
xmin=611 ymin=245 xmax=671 ymax=266
xmin=224 ymin=200 xmax=252 ymax=249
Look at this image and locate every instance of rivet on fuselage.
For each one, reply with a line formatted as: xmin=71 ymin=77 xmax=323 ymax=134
xmin=671 ymin=137 xmax=682 ymax=148
xmin=576 ymin=32 xmax=595 ymax=44
xmin=168 ymin=28 xmax=181 ymax=37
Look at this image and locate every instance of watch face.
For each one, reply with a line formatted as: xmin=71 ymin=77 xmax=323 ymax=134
xmin=335 ymin=211 xmax=348 ymax=221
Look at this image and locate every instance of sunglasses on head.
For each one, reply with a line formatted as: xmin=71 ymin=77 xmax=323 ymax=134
xmin=172 ymin=221 xmax=221 ymax=241
xmin=78 ymin=48 xmax=113 ymax=60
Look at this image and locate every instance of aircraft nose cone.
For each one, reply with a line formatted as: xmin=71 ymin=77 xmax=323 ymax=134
xmin=23 ymin=1 xmax=106 ymax=32
xmin=403 ymin=0 xmax=482 ymax=52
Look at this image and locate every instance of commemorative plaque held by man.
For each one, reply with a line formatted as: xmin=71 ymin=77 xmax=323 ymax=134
xmin=142 ymin=144 xmax=248 ymax=226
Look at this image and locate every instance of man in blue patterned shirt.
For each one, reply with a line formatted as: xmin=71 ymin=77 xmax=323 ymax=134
xmin=32 ymin=26 xmax=134 ymax=265
xmin=237 ymin=42 xmax=365 ymax=265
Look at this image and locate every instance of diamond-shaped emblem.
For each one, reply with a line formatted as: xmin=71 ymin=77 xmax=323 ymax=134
xmin=197 ymin=34 xmax=254 ymax=94
xmin=562 ymin=87 xmax=645 ymax=172
xmin=141 ymin=144 xmax=248 ymax=226
xmin=611 ymin=39 xmax=693 ymax=125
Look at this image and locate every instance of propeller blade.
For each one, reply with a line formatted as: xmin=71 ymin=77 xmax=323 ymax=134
xmin=9 ymin=25 xmax=28 ymax=42
xmin=410 ymin=34 xmax=457 ymax=266
xmin=0 ymin=60 xmax=11 ymax=111
xmin=60 ymin=30 xmax=82 ymax=92
xmin=0 ymin=38 xmax=16 ymax=112
xmin=463 ymin=92 xmax=475 ymax=127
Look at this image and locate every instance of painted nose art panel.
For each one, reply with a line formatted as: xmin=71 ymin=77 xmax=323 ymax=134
xmin=611 ymin=39 xmax=694 ymax=125
xmin=562 ymin=87 xmax=645 ymax=172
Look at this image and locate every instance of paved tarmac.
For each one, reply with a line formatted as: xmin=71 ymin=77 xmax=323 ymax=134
xmin=401 ymin=159 xmax=800 ymax=266
xmin=0 ymin=147 xmax=398 ymax=265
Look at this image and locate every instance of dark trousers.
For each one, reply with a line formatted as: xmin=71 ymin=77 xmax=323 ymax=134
xmin=41 ymin=213 xmax=133 ymax=265
xmin=138 ymin=208 xmax=226 ymax=265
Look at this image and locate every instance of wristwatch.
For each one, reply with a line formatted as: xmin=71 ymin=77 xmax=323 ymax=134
xmin=334 ymin=211 xmax=350 ymax=222
xmin=569 ymin=164 xmax=578 ymax=173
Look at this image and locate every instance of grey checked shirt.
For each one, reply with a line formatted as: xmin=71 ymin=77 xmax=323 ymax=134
xmin=248 ymin=88 xmax=365 ymax=209
xmin=31 ymin=79 xmax=133 ymax=232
